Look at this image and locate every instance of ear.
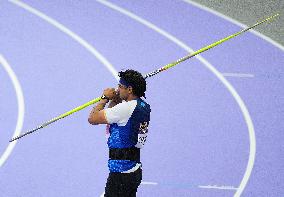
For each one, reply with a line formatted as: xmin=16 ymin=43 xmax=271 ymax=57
xmin=128 ymin=86 xmax=133 ymax=94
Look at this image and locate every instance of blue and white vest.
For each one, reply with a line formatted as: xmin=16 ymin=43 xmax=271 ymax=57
xmin=105 ymin=98 xmax=151 ymax=172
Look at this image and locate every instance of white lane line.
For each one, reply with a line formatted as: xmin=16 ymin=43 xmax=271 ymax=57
xmin=0 ymin=55 xmax=25 ymax=168
xmin=199 ymin=185 xmax=238 ymax=190
xmin=95 ymin=1 xmax=256 ymax=197
xmin=222 ymin=73 xmax=255 ymax=78
xmin=141 ymin=181 xmax=158 ymax=185
xmin=182 ymin=0 xmax=284 ymax=52
xmin=6 ymin=0 xmax=119 ymax=168
xmin=9 ymin=0 xmax=119 ymax=81
xmin=181 ymin=2 xmax=261 ymax=196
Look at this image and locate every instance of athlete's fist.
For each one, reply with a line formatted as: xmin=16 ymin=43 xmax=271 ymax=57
xmin=103 ymin=88 xmax=116 ymax=100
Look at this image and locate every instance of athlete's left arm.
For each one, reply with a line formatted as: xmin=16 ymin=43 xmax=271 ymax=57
xmin=88 ymin=99 xmax=109 ymax=125
xmin=88 ymin=88 xmax=117 ymax=125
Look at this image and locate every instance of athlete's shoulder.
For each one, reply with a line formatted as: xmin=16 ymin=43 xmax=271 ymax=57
xmin=137 ymin=98 xmax=151 ymax=111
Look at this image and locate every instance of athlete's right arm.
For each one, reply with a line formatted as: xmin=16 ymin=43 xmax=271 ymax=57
xmin=108 ymin=100 xmax=119 ymax=108
xmin=107 ymin=93 xmax=122 ymax=108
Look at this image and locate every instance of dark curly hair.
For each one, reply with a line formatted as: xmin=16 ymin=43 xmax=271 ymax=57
xmin=118 ymin=69 xmax=147 ymax=98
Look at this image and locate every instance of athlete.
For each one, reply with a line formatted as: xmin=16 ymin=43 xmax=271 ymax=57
xmin=88 ymin=69 xmax=151 ymax=197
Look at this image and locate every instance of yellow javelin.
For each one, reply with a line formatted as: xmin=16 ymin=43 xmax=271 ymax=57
xmin=9 ymin=14 xmax=279 ymax=142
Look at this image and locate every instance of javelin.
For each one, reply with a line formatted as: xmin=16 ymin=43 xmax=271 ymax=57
xmin=9 ymin=14 xmax=279 ymax=142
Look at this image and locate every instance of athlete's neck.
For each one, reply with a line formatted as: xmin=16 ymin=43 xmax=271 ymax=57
xmin=126 ymin=94 xmax=139 ymax=102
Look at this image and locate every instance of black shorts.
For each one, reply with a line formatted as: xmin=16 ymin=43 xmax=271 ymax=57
xmin=104 ymin=167 xmax=142 ymax=197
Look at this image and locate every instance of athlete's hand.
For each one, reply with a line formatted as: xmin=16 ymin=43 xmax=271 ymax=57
xmin=103 ymin=88 xmax=117 ymax=100
xmin=112 ymin=90 xmax=122 ymax=103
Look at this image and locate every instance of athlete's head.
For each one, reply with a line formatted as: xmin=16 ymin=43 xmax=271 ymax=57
xmin=118 ymin=69 xmax=146 ymax=100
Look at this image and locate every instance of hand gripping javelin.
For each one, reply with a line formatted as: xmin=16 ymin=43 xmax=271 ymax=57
xmin=9 ymin=14 xmax=279 ymax=142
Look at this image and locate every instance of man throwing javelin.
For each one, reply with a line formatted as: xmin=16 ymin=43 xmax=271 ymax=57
xmin=88 ymin=69 xmax=151 ymax=197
